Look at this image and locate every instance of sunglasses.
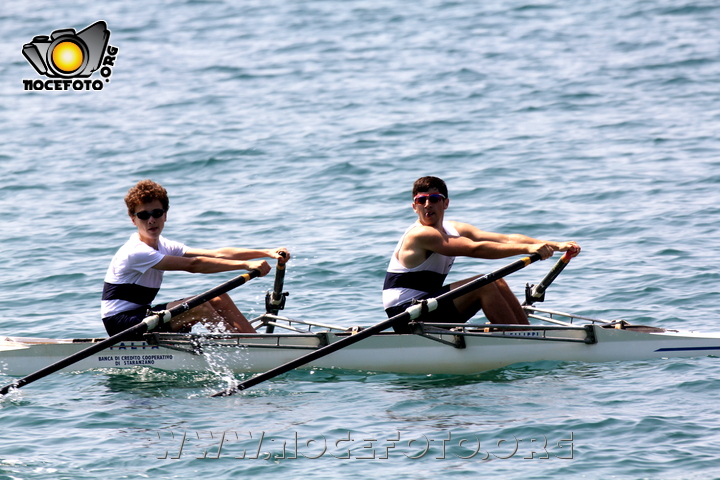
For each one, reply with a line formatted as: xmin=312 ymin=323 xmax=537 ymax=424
xmin=413 ymin=193 xmax=446 ymax=205
xmin=134 ymin=208 xmax=166 ymax=220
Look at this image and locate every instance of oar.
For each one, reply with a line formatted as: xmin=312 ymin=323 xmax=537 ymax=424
xmin=264 ymin=252 xmax=288 ymax=333
xmin=211 ymin=253 xmax=543 ymax=397
xmin=0 ymin=269 xmax=262 ymax=396
xmin=523 ymin=246 xmax=580 ymax=306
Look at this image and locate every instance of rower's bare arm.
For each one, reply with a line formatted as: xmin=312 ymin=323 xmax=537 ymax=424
xmin=504 ymin=234 xmax=579 ymax=252
xmin=453 ymin=222 xmax=580 ymax=255
xmin=184 ymin=247 xmax=290 ymax=262
xmin=411 ymin=227 xmax=550 ymax=260
xmin=452 ymin=221 xmax=511 ymax=243
xmin=153 ymin=254 xmax=271 ymax=276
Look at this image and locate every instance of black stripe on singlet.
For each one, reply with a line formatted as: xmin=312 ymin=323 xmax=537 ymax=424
xmin=383 ymin=271 xmax=447 ymax=293
xmin=102 ymin=282 xmax=159 ymax=307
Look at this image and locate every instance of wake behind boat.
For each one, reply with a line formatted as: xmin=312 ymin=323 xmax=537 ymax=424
xmin=2 ymin=306 xmax=720 ymax=378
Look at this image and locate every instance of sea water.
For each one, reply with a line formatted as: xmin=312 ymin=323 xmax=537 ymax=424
xmin=1 ymin=0 xmax=720 ymax=478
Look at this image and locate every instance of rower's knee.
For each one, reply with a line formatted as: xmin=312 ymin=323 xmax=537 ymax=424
xmin=209 ymin=294 xmax=229 ymax=306
xmin=479 ymin=280 xmax=503 ymax=298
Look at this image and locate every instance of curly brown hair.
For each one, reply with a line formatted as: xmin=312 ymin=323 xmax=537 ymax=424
xmin=124 ymin=180 xmax=169 ymax=217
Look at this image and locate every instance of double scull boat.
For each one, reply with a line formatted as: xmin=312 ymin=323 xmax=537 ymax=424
xmin=3 ymin=252 xmax=719 ymax=396
xmin=2 ymin=306 xmax=720 ymax=378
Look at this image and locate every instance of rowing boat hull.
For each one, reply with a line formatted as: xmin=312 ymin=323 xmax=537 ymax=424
xmin=3 ymin=326 xmax=720 ymax=377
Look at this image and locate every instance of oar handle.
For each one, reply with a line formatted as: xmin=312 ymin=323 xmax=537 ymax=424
xmin=523 ymin=247 xmax=580 ymax=306
xmin=270 ymin=252 xmax=287 ymax=306
xmin=212 ymin=253 xmax=543 ymax=397
xmin=0 ymin=269 xmax=262 ymax=396
xmin=265 ymin=252 xmax=288 ymax=333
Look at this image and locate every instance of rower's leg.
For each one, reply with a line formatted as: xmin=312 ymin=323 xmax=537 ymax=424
xmin=496 ymin=278 xmax=529 ymax=325
xmin=451 ymin=277 xmax=529 ymax=325
xmin=167 ymin=294 xmax=256 ymax=333
xmin=208 ymin=294 xmax=256 ymax=333
xmin=168 ymin=302 xmax=220 ymax=331
xmin=449 ymin=275 xmax=484 ymax=318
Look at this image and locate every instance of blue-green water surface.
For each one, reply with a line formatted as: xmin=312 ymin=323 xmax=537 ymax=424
xmin=1 ymin=0 xmax=720 ymax=478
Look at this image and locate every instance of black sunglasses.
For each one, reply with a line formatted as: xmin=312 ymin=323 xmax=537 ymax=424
xmin=413 ymin=193 xmax=446 ymax=205
xmin=134 ymin=209 xmax=166 ymax=220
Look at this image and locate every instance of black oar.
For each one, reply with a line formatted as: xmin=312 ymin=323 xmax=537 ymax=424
xmin=0 ymin=269 xmax=261 ymax=396
xmin=211 ymin=253 xmax=543 ymax=397
xmin=523 ymin=247 xmax=580 ymax=306
xmin=264 ymin=252 xmax=288 ymax=333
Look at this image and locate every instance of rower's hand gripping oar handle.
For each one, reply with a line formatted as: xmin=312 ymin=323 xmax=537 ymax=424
xmin=0 ymin=269 xmax=263 ymax=397
xmin=269 ymin=251 xmax=288 ymax=308
xmin=211 ymin=253 xmax=544 ymax=397
xmin=523 ymin=246 xmax=580 ymax=306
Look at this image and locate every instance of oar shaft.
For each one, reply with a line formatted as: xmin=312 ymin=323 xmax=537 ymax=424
xmin=0 ymin=270 xmax=261 ymax=396
xmin=212 ymin=253 xmax=542 ymax=397
xmin=0 ymin=325 xmax=146 ymax=395
xmin=180 ymin=269 xmax=262 ymax=314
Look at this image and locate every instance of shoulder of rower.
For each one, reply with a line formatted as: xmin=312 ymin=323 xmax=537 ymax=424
xmin=404 ymin=225 xmax=449 ymax=251
xmin=447 ymin=221 xmax=474 ymax=237
xmin=407 ymin=224 xmax=447 ymax=239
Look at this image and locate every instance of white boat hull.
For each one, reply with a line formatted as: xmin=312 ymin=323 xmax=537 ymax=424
xmin=3 ymin=325 xmax=720 ymax=377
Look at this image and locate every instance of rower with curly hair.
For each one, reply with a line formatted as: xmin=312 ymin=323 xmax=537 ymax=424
xmin=101 ymin=180 xmax=290 ymax=338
